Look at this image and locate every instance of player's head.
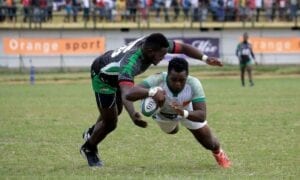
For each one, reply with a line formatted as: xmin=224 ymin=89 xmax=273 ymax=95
xmin=142 ymin=33 xmax=169 ymax=65
xmin=167 ymin=57 xmax=189 ymax=93
xmin=243 ymin=32 xmax=249 ymax=42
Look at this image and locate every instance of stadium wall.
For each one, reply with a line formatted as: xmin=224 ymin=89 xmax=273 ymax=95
xmin=0 ymin=29 xmax=299 ymax=68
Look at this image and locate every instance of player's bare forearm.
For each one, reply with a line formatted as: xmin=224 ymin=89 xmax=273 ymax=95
xmin=180 ymin=43 xmax=205 ymax=60
xmin=120 ymin=85 xmax=138 ymax=117
xmin=122 ymin=93 xmax=137 ymax=119
xmin=170 ymin=101 xmax=206 ymax=122
xmin=121 ymin=84 xmax=147 ymax=128
xmin=190 ymin=102 xmax=207 ymax=122
xmin=125 ymin=85 xmax=149 ymax=101
xmin=187 ymin=110 xmax=206 ymax=122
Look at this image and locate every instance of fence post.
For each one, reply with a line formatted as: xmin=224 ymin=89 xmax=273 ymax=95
xmin=29 ymin=59 xmax=35 ymax=85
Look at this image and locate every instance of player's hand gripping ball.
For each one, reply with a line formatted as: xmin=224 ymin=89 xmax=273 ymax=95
xmin=141 ymin=97 xmax=159 ymax=117
xmin=141 ymin=87 xmax=165 ymax=117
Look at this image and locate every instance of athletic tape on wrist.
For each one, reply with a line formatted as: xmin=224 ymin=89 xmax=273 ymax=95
xmin=183 ymin=110 xmax=189 ymax=118
xmin=148 ymin=87 xmax=158 ymax=97
xmin=202 ymin=55 xmax=208 ymax=62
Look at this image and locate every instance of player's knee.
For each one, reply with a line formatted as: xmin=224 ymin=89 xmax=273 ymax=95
xmin=160 ymin=125 xmax=179 ymax=134
xmin=166 ymin=126 xmax=179 ymax=134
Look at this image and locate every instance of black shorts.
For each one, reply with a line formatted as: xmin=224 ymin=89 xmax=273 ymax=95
xmin=240 ymin=55 xmax=250 ymax=65
xmin=95 ymin=88 xmax=123 ymax=114
xmin=91 ymin=57 xmax=122 ymax=113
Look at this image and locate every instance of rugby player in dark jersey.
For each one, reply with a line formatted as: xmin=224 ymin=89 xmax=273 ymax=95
xmin=80 ymin=33 xmax=223 ymax=167
xmin=236 ymin=32 xmax=258 ymax=87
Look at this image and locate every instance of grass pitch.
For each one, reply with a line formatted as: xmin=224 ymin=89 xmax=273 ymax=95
xmin=0 ymin=66 xmax=299 ymax=179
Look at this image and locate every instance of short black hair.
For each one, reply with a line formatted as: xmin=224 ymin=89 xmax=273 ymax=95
xmin=144 ymin=33 xmax=169 ymax=51
xmin=168 ymin=57 xmax=189 ymax=75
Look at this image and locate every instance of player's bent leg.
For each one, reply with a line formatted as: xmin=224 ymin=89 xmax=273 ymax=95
xmin=187 ymin=124 xmax=219 ymax=151
xmin=240 ymin=66 xmax=246 ymax=87
xmin=186 ymin=122 xmax=231 ymax=168
xmin=81 ymin=108 xmax=118 ymax=167
xmin=89 ymin=106 xmax=118 ymax=146
xmin=246 ymin=65 xmax=254 ymax=86
xmin=81 ymin=93 xmax=118 ymax=167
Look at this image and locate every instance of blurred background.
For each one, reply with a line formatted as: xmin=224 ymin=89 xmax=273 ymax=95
xmin=0 ymin=0 xmax=299 ymax=71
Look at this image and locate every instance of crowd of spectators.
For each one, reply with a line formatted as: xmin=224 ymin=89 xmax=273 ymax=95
xmin=0 ymin=0 xmax=298 ymax=23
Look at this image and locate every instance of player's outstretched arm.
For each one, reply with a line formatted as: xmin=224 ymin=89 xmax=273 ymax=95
xmin=125 ymin=85 xmax=149 ymax=101
xmin=120 ymin=83 xmax=148 ymax=128
xmin=178 ymin=42 xmax=223 ymax=67
xmin=126 ymin=85 xmax=165 ymax=107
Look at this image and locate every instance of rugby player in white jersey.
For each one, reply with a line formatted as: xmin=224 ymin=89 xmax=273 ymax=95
xmin=126 ymin=57 xmax=231 ymax=168
xmin=81 ymin=33 xmax=223 ymax=167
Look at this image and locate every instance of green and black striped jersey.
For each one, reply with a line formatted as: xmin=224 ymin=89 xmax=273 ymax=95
xmin=93 ymin=36 xmax=177 ymax=85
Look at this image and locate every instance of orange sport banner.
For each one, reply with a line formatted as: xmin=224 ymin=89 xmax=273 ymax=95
xmin=3 ymin=37 xmax=105 ymax=55
xmin=248 ymin=37 xmax=300 ymax=53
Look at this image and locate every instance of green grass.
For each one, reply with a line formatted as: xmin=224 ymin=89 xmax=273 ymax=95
xmin=0 ymin=67 xmax=300 ymax=179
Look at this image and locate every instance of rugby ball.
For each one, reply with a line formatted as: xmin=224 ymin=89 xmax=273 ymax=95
xmin=141 ymin=97 xmax=160 ymax=117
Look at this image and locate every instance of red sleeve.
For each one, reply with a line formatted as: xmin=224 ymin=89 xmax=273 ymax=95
xmin=173 ymin=41 xmax=182 ymax=53
xmin=119 ymin=80 xmax=134 ymax=87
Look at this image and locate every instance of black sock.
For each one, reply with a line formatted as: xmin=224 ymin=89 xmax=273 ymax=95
xmin=83 ymin=140 xmax=97 ymax=151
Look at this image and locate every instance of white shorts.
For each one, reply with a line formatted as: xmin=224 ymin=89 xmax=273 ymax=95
xmin=152 ymin=112 xmax=207 ymax=133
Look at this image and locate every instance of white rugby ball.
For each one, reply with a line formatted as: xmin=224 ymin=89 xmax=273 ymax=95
xmin=141 ymin=97 xmax=160 ymax=117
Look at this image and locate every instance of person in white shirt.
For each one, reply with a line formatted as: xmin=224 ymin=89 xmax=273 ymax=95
xmin=126 ymin=57 xmax=231 ymax=168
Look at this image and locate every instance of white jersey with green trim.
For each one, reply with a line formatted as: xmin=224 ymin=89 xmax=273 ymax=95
xmin=141 ymin=72 xmax=206 ymax=115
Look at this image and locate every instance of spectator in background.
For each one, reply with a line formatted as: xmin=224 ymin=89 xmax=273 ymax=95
xmin=255 ymin=0 xmax=262 ymax=21
xmin=289 ymin=0 xmax=299 ymax=21
xmin=236 ymin=0 xmax=247 ymax=21
xmin=94 ymin=0 xmax=105 ymax=21
xmin=0 ymin=0 xmax=5 ymax=22
xmin=64 ymin=0 xmax=72 ymax=22
xmin=115 ymin=0 xmax=126 ymax=21
xmin=182 ymin=0 xmax=191 ymax=21
xmin=72 ymin=0 xmax=80 ymax=22
xmin=6 ymin=0 xmax=16 ymax=22
xmin=247 ymin=0 xmax=256 ymax=21
xmin=138 ymin=0 xmax=148 ymax=22
xmin=31 ymin=0 xmax=40 ymax=22
xmin=235 ymin=32 xmax=257 ymax=87
xmin=171 ymin=0 xmax=180 ymax=21
xmin=264 ymin=0 xmax=274 ymax=21
xmin=271 ymin=0 xmax=277 ymax=21
xmin=39 ymin=0 xmax=47 ymax=22
xmin=21 ymin=0 xmax=31 ymax=22
xmin=200 ymin=0 xmax=209 ymax=21
xmin=82 ymin=0 xmax=90 ymax=21
xmin=191 ymin=0 xmax=199 ymax=22
xmin=278 ymin=0 xmax=287 ymax=21
xmin=104 ymin=0 xmax=114 ymax=21
xmin=153 ymin=0 xmax=169 ymax=22
xmin=53 ymin=0 xmax=65 ymax=11
xmin=210 ymin=0 xmax=223 ymax=21
xmin=47 ymin=0 xmax=53 ymax=21
xmin=226 ymin=0 xmax=237 ymax=21
xmin=126 ymin=0 xmax=137 ymax=22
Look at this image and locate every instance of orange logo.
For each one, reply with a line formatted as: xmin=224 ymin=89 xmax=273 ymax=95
xmin=3 ymin=37 xmax=105 ymax=55
xmin=240 ymin=37 xmax=300 ymax=53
